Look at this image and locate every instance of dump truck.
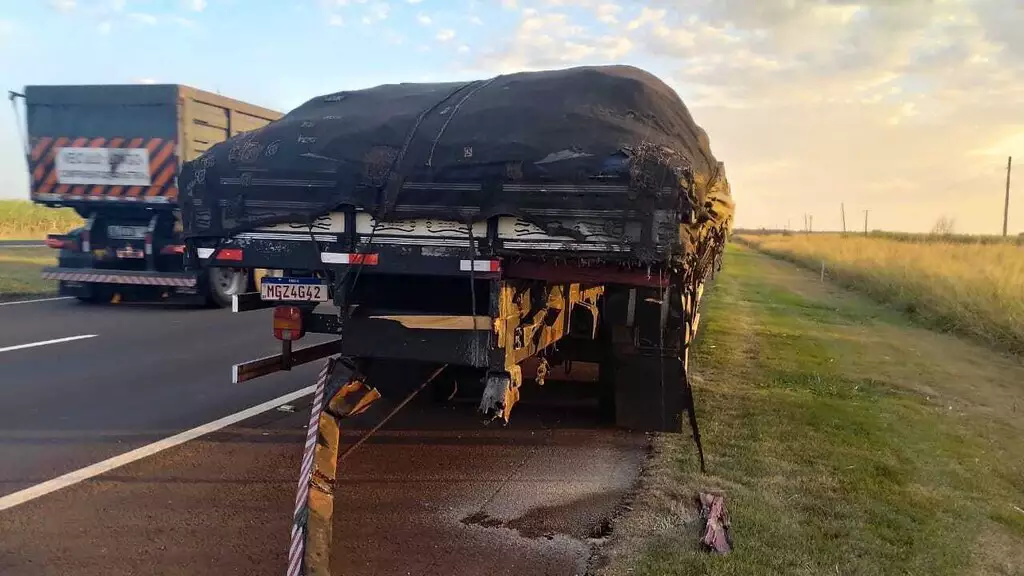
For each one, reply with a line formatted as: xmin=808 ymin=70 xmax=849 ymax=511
xmin=11 ymin=84 xmax=282 ymax=306
xmin=180 ymin=65 xmax=733 ymax=575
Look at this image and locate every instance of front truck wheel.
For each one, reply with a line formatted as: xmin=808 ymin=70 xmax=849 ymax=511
xmin=206 ymin=267 xmax=250 ymax=308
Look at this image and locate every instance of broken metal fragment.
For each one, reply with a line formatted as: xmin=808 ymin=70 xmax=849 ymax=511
xmin=698 ymin=492 xmax=731 ymax=554
xmin=478 ymin=368 xmax=522 ymax=425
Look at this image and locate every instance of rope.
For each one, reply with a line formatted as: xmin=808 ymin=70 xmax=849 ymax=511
xmin=286 ymin=357 xmax=335 ymax=576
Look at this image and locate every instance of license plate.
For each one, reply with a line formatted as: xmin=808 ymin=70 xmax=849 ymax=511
xmin=115 ymin=246 xmax=144 ymax=259
xmin=108 ymin=225 xmax=148 ymax=240
xmin=260 ymin=277 xmax=329 ymax=302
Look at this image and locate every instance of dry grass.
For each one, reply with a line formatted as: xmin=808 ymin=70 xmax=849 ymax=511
xmin=739 ymin=233 xmax=1024 ymax=354
xmin=0 ymin=200 xmax=83 ymax=240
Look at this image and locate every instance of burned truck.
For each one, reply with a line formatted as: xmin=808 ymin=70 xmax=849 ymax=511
xmin=181 ymin=65 xmax=732 ymax=574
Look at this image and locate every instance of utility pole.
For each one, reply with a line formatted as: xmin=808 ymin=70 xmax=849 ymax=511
xmin=1004 ymin=156 xmax=1012 ymax=237
xmin=804 ymin=213 xmax=808 ymax=233
xmin=809 ymin=215 xmax=813 ymax=233
xmin=863 ymin=210 xmax=869 ymax=235
xmin=841 ymin=203 xmax=847 ymax=233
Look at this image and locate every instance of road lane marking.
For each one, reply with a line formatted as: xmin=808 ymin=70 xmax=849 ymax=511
xmin=0 ymin=384 xmax=317 ymax=512
xmin=0 ymin=334 xmax=97 ymax=354
xmin=0 ymin=296 xmax=74 ymax=307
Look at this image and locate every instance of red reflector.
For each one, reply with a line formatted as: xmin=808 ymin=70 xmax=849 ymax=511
xmin=273 ymin=305 xmax=304 ymax=341
xmin=161 ymin=244 xmax=186 ymax=255
xmin=218 ymin=248 xmax=244 ymax=261
xmin=350 ymin=253 xmax=378 ymax=265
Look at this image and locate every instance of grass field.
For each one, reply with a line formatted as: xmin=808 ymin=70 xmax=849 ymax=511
xmin=599 ymin=244 xmax=1024 ymax=576
xmin=0 ymin=199 xmax=82 ymax=240
xmin=738 ymin=233 xmax=1024 ymax=355
xmin=0 ymin=246 xmax=57 ymax=301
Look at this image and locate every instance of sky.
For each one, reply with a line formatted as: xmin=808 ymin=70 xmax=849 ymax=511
xmin=0 ymin=0 xmax=1021 ymax=234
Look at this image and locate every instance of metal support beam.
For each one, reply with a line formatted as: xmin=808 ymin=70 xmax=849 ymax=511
xmin=232 ymin=339 xmax=343 ymax=383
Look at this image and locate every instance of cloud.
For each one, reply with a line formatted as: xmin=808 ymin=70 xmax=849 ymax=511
xmin=49 ymin=0 xmax=76 ymax=11
xmin=128 ymin=12 xmax=158 ymax=25
xmin=595 ymin=3 xmax=622 ymax=24
xmin=133 ymin=78 xmax=157 ymax=84
xmin=626 ymin=7 xmax=664 ymax=30
xmin=361 ymin=2 xmax=390 ymax=24
xmin=436 ymin=28 xmax=455 ymax=42
xmin=502 ymin=0 xmax=517 ymax=9
xmin=183 ymin=0 xmax=207 ymax=11
xmin=472 ymin=11 xmax=634 ymax=73
xmin=464 ymin=0 xmax=1024 ymax=233
xmin=172 ymin=16 xmax=198 ymax=28
xmin=417 ymin=13 xmax=431 ymax=25
xmin=329 ymin=13 xmax=344 ymax=26
xmin=96 ymin=20 xmax=112 ymax=34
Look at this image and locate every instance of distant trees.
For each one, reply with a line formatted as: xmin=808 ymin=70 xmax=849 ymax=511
xmin=931 ymin=216 xmax=956 ymax=236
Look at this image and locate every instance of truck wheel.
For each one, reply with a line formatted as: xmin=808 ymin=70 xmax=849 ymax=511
xmin=207 ymin=267 xmax=249 ymax=308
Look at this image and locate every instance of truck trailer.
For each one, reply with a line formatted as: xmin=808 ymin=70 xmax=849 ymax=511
xmin=13 ymin=84 xmax=282 ymax=306
xmin=180 ymin=65 xmax=733 ymax=575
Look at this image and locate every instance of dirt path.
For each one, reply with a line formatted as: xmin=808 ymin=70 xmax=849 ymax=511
xmin=598 ymin=244 xmax=1024 ymax=576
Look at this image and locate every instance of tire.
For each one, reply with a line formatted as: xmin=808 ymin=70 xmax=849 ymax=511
xmin=206 ymin=267 xmax=249 ymax=308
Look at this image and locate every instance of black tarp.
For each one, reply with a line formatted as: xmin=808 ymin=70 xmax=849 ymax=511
xmin=180 ymin=64 xmax=733 ymax=252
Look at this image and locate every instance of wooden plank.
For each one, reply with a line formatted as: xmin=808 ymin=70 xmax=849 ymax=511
xmin=230 ymin=109 xmax=275 ymax=135
xmin=188 ymin=100 xmax=229 ymax=129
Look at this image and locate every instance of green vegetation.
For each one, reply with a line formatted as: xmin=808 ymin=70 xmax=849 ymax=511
xmin=739 ymin=233 xmax=1024 ymax=355
xmin=0 ymin=199 xmax=82 ymax=240
xmin=0 ymin=247 xmax=57 ymax=301
xmin=599 ymin=244 xmax=1024 ymax=576
xmin=735 ymin=229 xmax=1024 ymax=246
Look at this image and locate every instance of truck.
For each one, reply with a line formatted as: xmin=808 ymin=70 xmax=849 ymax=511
xmin=12 ymin=84 xmax=282 ymax=306
xmin=179 ymin=65 xmax=733 ymax=575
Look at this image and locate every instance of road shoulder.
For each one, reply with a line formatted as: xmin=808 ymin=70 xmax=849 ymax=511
xmin=595 ymin=243 xmax=1024 ymax=576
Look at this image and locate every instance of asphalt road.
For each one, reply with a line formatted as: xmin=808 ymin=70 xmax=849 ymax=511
xmin=0 ymin=297 xmax=646 ymax=576
xmin=0 ymin=240 xmax=45 ymax=248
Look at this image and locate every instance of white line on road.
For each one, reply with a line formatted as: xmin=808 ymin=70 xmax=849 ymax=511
xmin=0 ymin=296 xmax=74 ymax=307
xmin=0 ymin=385 xmax=316 ymax=512
xmin=0 ymin=334 xmax=97 ymax=354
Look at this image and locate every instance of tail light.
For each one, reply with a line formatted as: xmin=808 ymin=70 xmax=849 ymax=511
xmin=273 ymin=306 xmax=305 ymax=341
xmin=160 ymin=244 xmax=186 ymax=255
xmin=144 ymin=232 xmax=153 ymax=256
xmin=45 ymin=235 xmax=78 ymax=251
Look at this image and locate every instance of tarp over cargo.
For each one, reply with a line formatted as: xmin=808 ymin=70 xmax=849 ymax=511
xmin=179 ymin=65 xmax=733 ymax=257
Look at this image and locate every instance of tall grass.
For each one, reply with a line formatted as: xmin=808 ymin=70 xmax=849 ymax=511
xmin=0 ymin=200 xmax=83 ymax=239
xmin=739 ymin=233 xmax=1024 ymax=354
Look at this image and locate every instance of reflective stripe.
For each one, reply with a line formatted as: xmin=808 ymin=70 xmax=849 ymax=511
xmin=320 ymin=253 xmax=379 ymax=265
xmin=42 ymin=270 xmax=196 ymax=287
xmin=459 ymin=259 xmax=501 ymax=272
